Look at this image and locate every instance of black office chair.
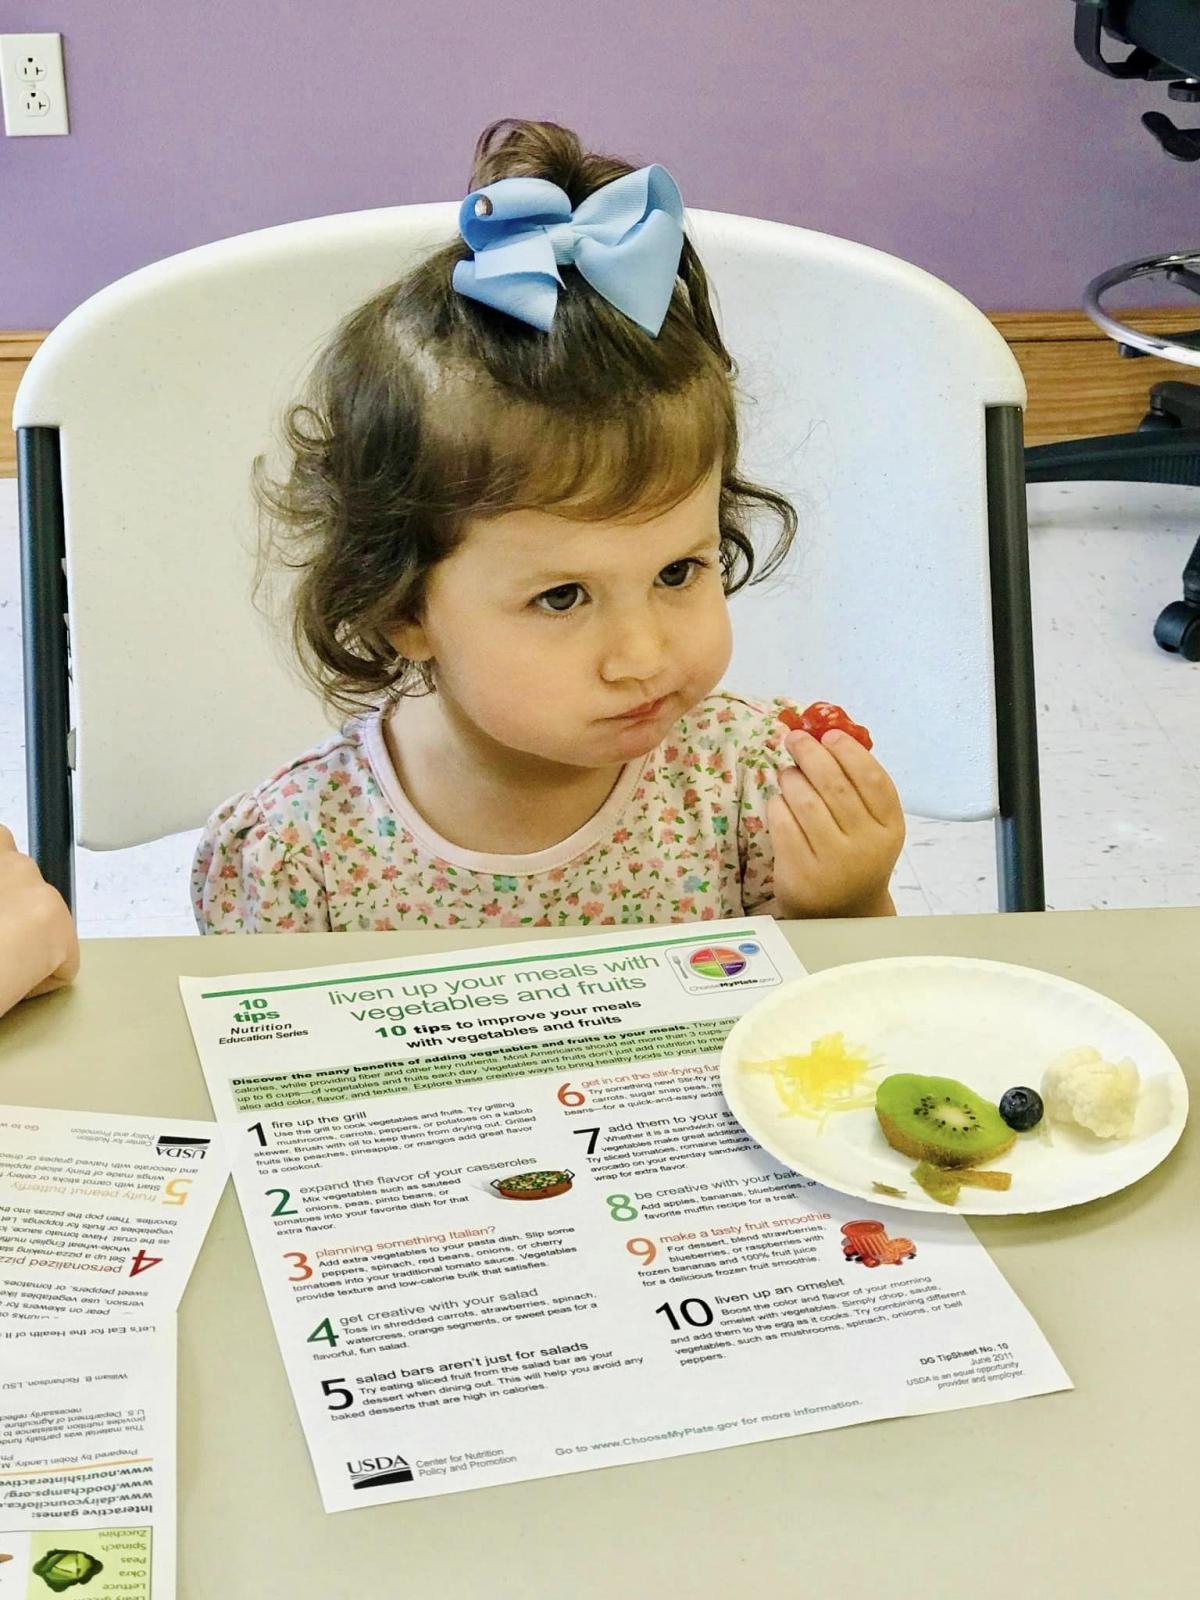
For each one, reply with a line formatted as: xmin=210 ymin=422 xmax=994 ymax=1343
xmin=1026 ymin=1 xmax=1200 ymax=659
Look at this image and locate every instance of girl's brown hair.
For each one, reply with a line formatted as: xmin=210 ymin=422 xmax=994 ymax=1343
xmin=254 ymin=118 xmax=797 ymax=713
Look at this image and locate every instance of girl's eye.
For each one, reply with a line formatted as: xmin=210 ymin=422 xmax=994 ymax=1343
xmin=534 ymin=583 xmax=586 ymax=614
xmin=658 ymin=558 xmax=706 ymax=589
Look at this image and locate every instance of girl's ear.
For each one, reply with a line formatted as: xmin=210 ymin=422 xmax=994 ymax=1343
xmin=385 ymin=616 xmax=433 ymax=667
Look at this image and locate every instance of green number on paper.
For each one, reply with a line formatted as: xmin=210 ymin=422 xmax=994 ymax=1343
xmin=605 ymin=1193 xmax=638 ymax=1222
xmin=307 ymin=1318 xmax=338 ymax=1348
xmin=267 ymin=1188 xmax=298 ymax=1217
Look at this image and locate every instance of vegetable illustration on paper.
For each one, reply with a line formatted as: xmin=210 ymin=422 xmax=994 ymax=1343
xmin=490 ymin=1169 xmax=574 ymax=1200
xmin=32 ymin=1549 xmax=104 ymax=1592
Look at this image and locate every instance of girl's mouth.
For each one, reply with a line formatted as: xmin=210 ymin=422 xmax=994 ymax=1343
xmin=611 ymin=695 xmax=670 ymax=722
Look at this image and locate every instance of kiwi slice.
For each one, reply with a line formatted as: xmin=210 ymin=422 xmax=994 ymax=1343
xmin=876 ymin=1073 xmax=1016 ymax=1169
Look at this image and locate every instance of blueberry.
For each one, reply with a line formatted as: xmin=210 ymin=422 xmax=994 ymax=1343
xmin=999 ymin=1086 xmax=1044 ymax=1132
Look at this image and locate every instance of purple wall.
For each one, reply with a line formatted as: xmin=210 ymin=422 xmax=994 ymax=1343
xmin=2 ymin=0 xmax=1196 ymax=327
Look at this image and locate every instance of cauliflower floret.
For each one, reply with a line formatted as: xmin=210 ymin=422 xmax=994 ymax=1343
xmin=1041 ymin=1046 xmax=1140 ymax=1140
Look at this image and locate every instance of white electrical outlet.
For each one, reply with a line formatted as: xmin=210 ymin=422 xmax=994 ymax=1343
xmin=0 ymin=33 xmax=69 ymax=136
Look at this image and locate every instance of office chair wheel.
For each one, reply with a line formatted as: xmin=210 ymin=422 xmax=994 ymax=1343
xmin=1154 ymin=600 xmax=1200 ymax=659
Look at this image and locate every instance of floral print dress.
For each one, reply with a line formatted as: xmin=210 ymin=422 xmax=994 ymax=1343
xmin=192 ymin=691 xmax=802 ymax=933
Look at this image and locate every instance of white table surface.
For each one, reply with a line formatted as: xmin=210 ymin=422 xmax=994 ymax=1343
xmin=1 ymin=910 xmax=1195 ymax=1599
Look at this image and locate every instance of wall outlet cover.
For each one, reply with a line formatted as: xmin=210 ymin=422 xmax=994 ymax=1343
xmin=1 ymin=33 xmax=69 ymax=136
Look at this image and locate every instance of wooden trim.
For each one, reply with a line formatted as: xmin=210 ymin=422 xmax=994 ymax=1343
xmin=5 ymin=309 xmax=1200 ymax=473
xmin=989 ymin=307 xmax=1200 ymax=343
xmin=0 ymin=330 xmax=50 ymax=360
xmin=991 ymin=308 xmax=1200 ymax=446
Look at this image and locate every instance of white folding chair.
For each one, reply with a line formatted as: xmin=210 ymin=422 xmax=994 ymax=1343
xmin=14 ymin=205 xmax=1042 ymax=914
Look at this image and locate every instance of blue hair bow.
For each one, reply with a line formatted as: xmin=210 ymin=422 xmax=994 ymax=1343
xmin=451 ymin=164 xmax=685 ymax=336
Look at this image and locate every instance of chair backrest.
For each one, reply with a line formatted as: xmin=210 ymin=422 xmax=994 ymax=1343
xmin=15 ymin=204 xmax=1024 ymax=850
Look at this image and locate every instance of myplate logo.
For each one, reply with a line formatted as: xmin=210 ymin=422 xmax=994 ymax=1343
xmin=667 ymin=940 xmax=781 ymax=995
xmin=686 ymin=944 xmax=756 ymax=980
xmin=347 ymin=1454 xmax=414 ymax=1490
xmin=155 ymin=1135 xmax=211 ymax=1160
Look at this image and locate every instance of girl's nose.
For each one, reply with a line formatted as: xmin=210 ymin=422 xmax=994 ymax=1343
xmin=598 ymin=607 xmax=667 ymax=684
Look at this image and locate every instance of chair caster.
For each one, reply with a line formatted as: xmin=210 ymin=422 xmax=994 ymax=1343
xmin=1154 ymin=600 xmax=1200 ymax=659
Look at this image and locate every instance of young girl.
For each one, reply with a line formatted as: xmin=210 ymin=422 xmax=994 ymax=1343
xmin=193 ymin=119 xmax=904 ymax=935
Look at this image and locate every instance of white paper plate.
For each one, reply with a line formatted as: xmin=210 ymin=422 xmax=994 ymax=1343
xmin=720 ymin=957 xmax=1189 ymax=1214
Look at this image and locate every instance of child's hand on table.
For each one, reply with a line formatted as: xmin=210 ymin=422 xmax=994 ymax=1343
xmin=767 ymin=728 xmax=905 ymax=918
xmin=0 ymin=824 xmax=79 ymax=1017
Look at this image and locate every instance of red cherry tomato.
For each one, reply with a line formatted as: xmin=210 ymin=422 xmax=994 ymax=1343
xmin=778 ymin=701 xmax=873 ymax=751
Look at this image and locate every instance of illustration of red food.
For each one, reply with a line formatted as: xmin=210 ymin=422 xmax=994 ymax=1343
xmin=841 ymin=1219 xmax=917 ymax=1268
xmin=778 ymin=702 xmax=872 ymax=750
xmin=841 ymin=1220 xmax=887 ymax=1249
xmin=874 ymin=1235 xmax=917 ymax=1264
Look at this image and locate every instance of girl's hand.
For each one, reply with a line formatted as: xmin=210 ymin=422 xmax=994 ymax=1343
xmin=766 ymin=730 xmax=905 ymax=918
xmin=0 ymin=824 xmax=79 ymax=1017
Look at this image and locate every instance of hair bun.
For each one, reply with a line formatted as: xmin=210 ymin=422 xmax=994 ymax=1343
xmin=468 ymin=118 xmax=632 ymax=208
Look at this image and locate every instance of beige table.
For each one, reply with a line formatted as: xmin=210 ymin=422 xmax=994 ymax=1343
xmin=2 ymin=911 xmax=1196 ymax=1600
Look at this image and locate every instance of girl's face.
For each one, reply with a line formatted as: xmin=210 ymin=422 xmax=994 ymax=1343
xmin=394 ymin=465 xmax=732 ymax=770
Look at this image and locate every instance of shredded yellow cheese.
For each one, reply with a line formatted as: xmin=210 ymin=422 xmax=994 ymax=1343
xmin=741 ymin=1032 xmax=878 ymax=1129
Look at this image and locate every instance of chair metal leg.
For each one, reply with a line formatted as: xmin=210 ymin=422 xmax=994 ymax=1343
xmin=17 ymin=426 xmax=74 ymax=912
xmin=986 ymin=406 xmax=1046 ymax=913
